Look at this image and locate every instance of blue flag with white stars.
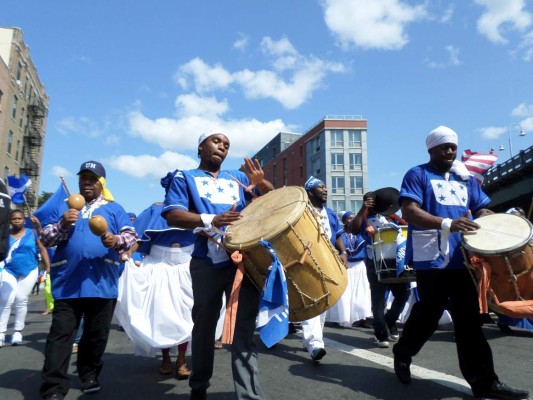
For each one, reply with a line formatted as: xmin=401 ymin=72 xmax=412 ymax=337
xmin=256 ymin=240 xmax=289 ymax=348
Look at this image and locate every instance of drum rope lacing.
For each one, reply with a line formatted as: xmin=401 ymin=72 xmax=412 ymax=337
xmin=462 ymin=247 xmax=526 ymax=304
xmin=279 ymin=205 xmax=345 ymax=313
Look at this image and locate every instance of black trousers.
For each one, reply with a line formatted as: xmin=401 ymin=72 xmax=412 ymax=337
xmin=366 ymin=259 xmax=410 ymax=339
xmin=188 ymin=257 xmax=264 ymax=400
xmin=393 ymin=268 xmax=498 ymax=392
xmin=40 ymin=297 xmax=116 ymax=398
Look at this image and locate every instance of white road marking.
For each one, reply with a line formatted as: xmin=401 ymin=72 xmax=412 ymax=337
xmin=323 ymin=336 xmax=472 ymax=396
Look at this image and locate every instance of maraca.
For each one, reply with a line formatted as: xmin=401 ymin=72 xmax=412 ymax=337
xmin=89 ymin=215 xmax=108 ymax=236
xmin=67 ymin=194 xmax=85 ymax=210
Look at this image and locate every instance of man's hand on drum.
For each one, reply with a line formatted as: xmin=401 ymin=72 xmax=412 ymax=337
xmin=450 ymin=217 xmax=480 ymax=234
xmin=339 ymin=252 xmax=348 ymax=268
xmin=212 ymin=203 xmax=242 ymax=228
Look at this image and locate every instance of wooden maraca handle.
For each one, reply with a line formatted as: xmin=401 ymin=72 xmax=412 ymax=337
xmin=67 ymin=194 xmax=85 ymax=211
xmin=89 ymin=215 xmax=108 ymax=236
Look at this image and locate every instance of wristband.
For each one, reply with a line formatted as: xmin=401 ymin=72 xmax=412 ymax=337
xmin=200 ymin=214 xmax=216 ymax=229
xmin=339 ymin=251 xmax=347 ymax=255
xmin=440 ymin=218 xmax=452 ymax=232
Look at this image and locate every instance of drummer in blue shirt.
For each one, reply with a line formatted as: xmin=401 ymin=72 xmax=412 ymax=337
xmin=162 ymin=130 xmax=273 ymax=400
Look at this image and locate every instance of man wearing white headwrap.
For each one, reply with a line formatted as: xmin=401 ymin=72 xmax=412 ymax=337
xmin=392 ymin=127 xmax=529 ymax=400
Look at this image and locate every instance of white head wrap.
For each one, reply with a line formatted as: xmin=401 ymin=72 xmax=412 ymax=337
xmin=426 ymin=126 xmax=458 ymax=150
xmin=198 ymin=129 xmax=227 ymax=145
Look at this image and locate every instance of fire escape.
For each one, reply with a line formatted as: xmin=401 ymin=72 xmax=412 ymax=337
xmin=20 ymin=100 xmax=47 ymax=208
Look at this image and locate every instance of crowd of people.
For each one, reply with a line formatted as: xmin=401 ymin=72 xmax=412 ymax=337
xmin=0 ymin=127 xmax=531 ymax=400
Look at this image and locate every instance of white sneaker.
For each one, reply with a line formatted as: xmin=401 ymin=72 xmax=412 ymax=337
xmin=374 ymin=336 xmax=390 ymax=348
xmin=11 ymin=331 xmax=22 ymax=345
xmin=0 ymin=333 xmax=5 ymax=347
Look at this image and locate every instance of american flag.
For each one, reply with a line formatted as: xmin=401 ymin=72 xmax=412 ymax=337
xmin=461 ymin=149 xmax=498 ymax=185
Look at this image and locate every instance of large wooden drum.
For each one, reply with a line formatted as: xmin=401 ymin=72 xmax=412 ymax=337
xmin=224 ymin=186 xmax=347 ymax=322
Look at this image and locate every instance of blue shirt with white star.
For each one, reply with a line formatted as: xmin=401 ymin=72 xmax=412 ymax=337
xmin=399 ymin=163 xmax=490 ymax=270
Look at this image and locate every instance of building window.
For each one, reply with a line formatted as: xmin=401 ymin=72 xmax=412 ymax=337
xmin=15 ymin=140 xmax=21 ymax=161
xmin=349 ymin=176 xmax=363 ymax=194
xmin=7 ymin=130 xmax=14 ymax=154
xmin=300 ymin=165 xmax=303 ymax=178
xmin=331 ymin=176 xmax=345 ymax=194
xmin=330 ymin=130 xmax=344 ymax=147
xmin=348 ymin=130 xmax=362 ymax=147
xmin=4 ymin=166 xmax=9 ymax=182
xmin=310 ymin=136 xmax=320 ymax=153
xmin=272 ymin=164 xmax=277 ymax=188
xmin=12 ymin=95 xmax=18 ymax=119
xmin=16 ymin=62 xmax=23 ymax=80
xmin=332 ymin=200 xmax=346 ymax=213
xmin=0 ymin=89 xmax=3 ymax=104
xmin=299 ymin=145 xmax=303 ymax=157
xmin=331 ymin=153 xmax=344 ymax=171
xmin=282 ymin=157 xmax=287 ymax=186
xmin=19 ymin=107 xmax=25 ymax=128
xmin=311 ymin=157 xmax=321 ymax=175
xmin=349 ymin=153 xmax=362 ymax=170
xmin=350 ymin=200 xmax=361 ymax=212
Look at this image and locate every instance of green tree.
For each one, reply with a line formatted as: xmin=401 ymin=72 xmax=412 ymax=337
xmin=38 ymin=191 xmax=53 ymax=207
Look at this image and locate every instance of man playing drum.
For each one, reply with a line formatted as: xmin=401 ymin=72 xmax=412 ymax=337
xmin=301 ymin=177 xmax=348 ymax=361
xmin=350 ymin=191 xmax=410 ymax=348
xmin=162 ymin=130 xmax=273 ymax=400
xmin=392 ymin=125 xmax=529 ymax=400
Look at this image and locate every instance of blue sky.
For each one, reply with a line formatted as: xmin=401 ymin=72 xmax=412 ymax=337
xmin=2 ymin=0 xmax=533 ymax=215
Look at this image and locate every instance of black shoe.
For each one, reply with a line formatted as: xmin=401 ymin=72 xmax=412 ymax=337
xmin=473 ymin=381 xmax=529 ymax=400
xmin=311 ymin=347 xmax=327 ymax=361
xmin=288 ymin=322 xmax=297 ymax=334
xmin=45 ymin=394 xmax=65 ymax=400
xmin=81 ymin=378 xmax=101 ymax=394
xmin=394 ymin=356 xmax=411 ymax=384
xmin=388 ymin=324 xmax=399 ymax=341
xmin=497 ymin=323 xmax=514 ymax=335
xmin=190 ymin=389 xmax=207 ymax=400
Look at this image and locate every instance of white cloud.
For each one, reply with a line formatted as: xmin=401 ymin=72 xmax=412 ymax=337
xmin=233 ymin=33 xmax=250 ymax=51
xmin=173 ymin=37 xmax=346 ymax=109
xmin=475 ymin=0 xmax=532 ymax=44
xmin=511 ymin=102 xmax=533 ymax=117
xmin=107 ymin=151 xmax=198 ymax=179
xmin=128 ymin=94 xmax=294 ymax=158
xmin=321 ymin=0 xmax=427 ymax=50
xmin=424 ymin=45 xmax=461 ymax=68
xmin=51 ymin=165 xmax=71 ymax=178
xmin=105 ymin=135 xmax=121 ymax=145
xmin=517 ymin=30 xmax=533 ymax=60
xmin=175 ymin=58 xmax=233 ymax=93
xmin=478 ymin=126 xmax=506 ymax=140
xmin=57 ymin=116 xmax=102 ymax=137
xmin=518 ymin=116 xmax=533 ymax=131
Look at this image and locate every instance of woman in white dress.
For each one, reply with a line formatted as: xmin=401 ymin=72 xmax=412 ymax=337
xmin=327 ymin=212 xmax=373 ymax=327
xmin=116 ymin=201 xmax=195 ymax=379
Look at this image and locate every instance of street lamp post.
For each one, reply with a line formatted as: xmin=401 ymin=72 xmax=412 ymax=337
xmin=500 ymin=123 xmax=526 ymax=158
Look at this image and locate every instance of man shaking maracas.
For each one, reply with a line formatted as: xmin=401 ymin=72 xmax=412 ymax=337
xmin=39 ymin=161 xmax=137 ymax=400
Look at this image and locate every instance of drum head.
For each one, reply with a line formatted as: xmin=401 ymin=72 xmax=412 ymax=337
xmin=462 ymin=213 xmax=533 ymax=255
xmin=224 ymin=186 xmax=308 ymax=250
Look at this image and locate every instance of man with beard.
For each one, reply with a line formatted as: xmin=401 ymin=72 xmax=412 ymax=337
xmin=163 ymin=130 xmax=273 ymax=400
xmin=40 ymin=161 xmax=137 ymax=400
xmin=300 ymin=176 xmax=348 ymax=361
xmin=392 ymin=126 xmax=529 ymax=400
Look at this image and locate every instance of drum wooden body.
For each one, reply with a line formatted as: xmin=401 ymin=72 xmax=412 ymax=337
xmin=463 ymin=213 xmax=533 ymax=304
xmin=372 ymin=226 xmax=416 ymax=283
xmin=224 ymin=186 xmax=347 ymax=322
